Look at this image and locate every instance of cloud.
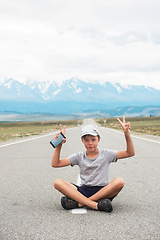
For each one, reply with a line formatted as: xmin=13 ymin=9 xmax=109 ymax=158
xmin=107 ymin=31 xmax=149 ymax=46
xmin=151 ymin=32 xmax=160 ymax=45
xmin=0 ymin=0 xmax=160 ymax=89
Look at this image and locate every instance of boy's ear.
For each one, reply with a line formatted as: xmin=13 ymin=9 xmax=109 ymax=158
xmin=98 ymin=137 xmax=101 ymax=142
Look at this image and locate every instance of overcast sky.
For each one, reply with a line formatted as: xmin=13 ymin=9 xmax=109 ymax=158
xmin=0 ymin=0 xmax=160 ymax=89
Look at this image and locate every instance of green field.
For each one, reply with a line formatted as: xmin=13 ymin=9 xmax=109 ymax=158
xmin=0 ymin=120 xmax=82 ymax=142
xmin=96 ymin=116 xmax=160 ymax=136
xmin=1 ymin=116 xmax=160 ymax=142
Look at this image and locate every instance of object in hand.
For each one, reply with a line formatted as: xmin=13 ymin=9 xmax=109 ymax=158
xmin=50 ymin=133 xmax=66 ymax=148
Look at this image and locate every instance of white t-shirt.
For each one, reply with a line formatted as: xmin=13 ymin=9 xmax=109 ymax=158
xmin=68 ymin=149 xmax=118 ymax=186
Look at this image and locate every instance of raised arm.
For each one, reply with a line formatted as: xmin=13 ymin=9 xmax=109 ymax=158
xmin=51 ymin=124 xmax=71 ymax=168
xmin=116 ymin=115 xmax=135 ymax=159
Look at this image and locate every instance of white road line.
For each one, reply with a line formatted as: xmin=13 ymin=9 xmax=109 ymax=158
xmin=0 ymin=127 xmax=78 ymax=148
xmin=72 ymin=208 xmax=87 ymax=214
xmin=131 ymin=135 xmax=160 ymax=144
xmin=100 ymin=126 xmax=160 ymax=144
xmin=71 ymin=173 xmax=87 ymax=214
xmin=0 ymin=132 xmax=55 ymax=148
xmin=76 ymin=173 xmax=81 ymax=186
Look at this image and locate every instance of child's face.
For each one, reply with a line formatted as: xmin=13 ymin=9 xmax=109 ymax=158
xmin=81 ymin=135 xmax=100 ymax=152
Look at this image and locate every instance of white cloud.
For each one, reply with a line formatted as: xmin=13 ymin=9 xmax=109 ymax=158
xmin=0 ymin=0 xmax=160 ymax=89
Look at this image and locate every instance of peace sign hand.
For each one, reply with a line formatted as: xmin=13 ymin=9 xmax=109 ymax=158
xmin=55 ymin=124 xmax=66 ymax=144
xmin=117 ymin=115 xmax=131 ymax=135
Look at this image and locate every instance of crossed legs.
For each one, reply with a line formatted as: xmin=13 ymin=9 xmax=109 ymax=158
xmin=54 ymin=177 xmax=125 ymax=210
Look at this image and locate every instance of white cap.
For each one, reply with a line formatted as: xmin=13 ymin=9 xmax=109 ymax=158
xmin=81 ymin=125 xmax=100 ymax=137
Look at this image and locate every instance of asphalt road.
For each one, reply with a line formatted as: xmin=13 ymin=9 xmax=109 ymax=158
xmin=0 ymin=119 xmax=160 ymax=240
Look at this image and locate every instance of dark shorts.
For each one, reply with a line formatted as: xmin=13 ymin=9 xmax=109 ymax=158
xmin=73 ymin=184 xmax=116 ymax=202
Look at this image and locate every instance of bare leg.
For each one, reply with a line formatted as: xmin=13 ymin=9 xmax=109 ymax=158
xmin=91 ymin=177 xmax=125 ymax=200
xmin=54 ymin=178 xmax=98 ymax=210
xmin=79 ymin=177 xmax=125 ymax=207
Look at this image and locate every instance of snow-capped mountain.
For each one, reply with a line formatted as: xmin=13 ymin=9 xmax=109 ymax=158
xmin=0 ymin=78 xmax=160 ymax=115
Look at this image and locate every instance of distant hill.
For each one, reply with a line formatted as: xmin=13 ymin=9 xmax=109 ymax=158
xmin=0 ymin=78 xmax=160 ymax=117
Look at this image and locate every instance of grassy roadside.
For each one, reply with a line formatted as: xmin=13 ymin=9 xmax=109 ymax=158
xmin=1 ymin=116 xmax=160 ymax=142
xmin=0 ymin=120 xmax=82 ymax=142
xmin=95 ymin=116 xmax=160 ymax=136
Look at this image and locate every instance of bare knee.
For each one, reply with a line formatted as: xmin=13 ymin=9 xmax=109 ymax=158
xmin=115 ymin=177 xmax=125 ymax=189
xmin=54 ymin=178 xmax=64 ymax=190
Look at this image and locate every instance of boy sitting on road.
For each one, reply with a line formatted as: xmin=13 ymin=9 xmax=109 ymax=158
xmin=51 ymin=116 xmax=135 ymax=212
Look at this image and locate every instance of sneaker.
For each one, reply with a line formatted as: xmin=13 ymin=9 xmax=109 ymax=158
xmin=61 ymin=196 xmax=79 ymax=210
xmin=97 ymin=199 xmax=113 ymax=212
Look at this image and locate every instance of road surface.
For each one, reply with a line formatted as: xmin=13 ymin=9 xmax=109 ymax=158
xmin=0 ymin=119 xmax=160 ymax=239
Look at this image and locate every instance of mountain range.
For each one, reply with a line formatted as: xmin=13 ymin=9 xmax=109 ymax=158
xmin=0 ymin=78 xmax=160 ymax=118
